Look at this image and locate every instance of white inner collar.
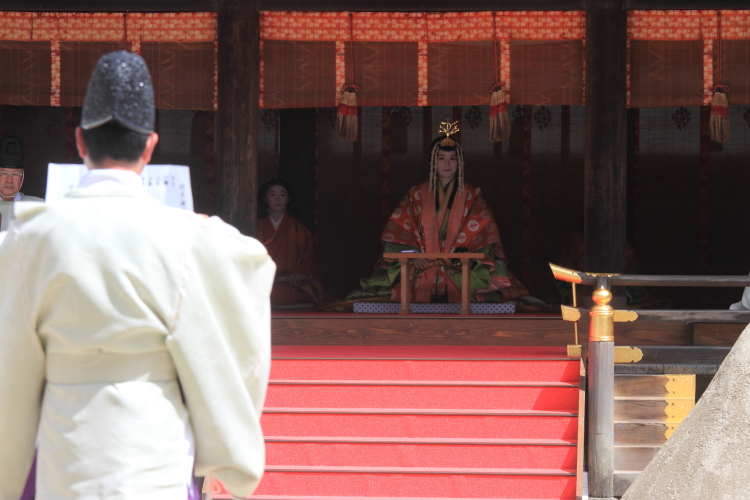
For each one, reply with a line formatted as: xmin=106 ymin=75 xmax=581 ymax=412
xmin=78 ymin=169 xmax=144 ymax=189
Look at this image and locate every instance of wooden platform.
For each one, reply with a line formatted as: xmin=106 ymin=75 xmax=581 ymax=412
xmin=271 ymin=312 xmax=695 ymax=346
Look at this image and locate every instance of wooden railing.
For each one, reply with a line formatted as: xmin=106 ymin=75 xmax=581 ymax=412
xmin=550 ymin=263 xmax=750 ymax=500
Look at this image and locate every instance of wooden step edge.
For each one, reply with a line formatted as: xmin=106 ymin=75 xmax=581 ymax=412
xmin=614 ymin=419 xmax=665 ymax=424
xmin=263 ymin=465 xmax=577 ymax=476
xmin=249 ymin=496 xmax=567 ymax=500
xmin=264 ymin=436 xmax=577 ymax=446
xmin=614 ymin=445 xmax=662 ymax=450
xmin=269 ymin=380 xmax=579 ymax=388
xmin=614 ymin=471 xmax=641 ymax=497
xmin=272 ymin=357 xmax=578 ymax=362
xmin=615 ymin=396 xmax=694 ymax=401
xmin=263 ymin=407 xmax=578 ymax=417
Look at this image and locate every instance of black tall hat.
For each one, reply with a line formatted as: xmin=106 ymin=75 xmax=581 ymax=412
xmin=81 ymin=51 xmax=155 ymax=134
xmin=0 ymin=135 xmax=24 ymax=169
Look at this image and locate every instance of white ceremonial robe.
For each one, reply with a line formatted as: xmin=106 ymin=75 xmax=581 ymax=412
xmin=0 ymin=170 xmax=275 ymax=500
xmin=730 ymin=279 xmax=750 ymax=310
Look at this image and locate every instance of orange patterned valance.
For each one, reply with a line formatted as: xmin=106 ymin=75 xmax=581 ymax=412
xmin=627 ymin=10 xmax=750 ymax=107
xmin=628 ymin=10 xmax=750 ymax=41
xmin=0 ymin=12 xmax=217 ymax=109
xmin=0 ymin=12 xmax=216 ymax=42
xmin=259 ymin=11 xmax=585 ymax=108
xmin=260 ymin=11 xmax=586 ymax=42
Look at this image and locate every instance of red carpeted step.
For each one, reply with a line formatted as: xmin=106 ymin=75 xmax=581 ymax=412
xmin=272 ymin=346 xmax=572 ymax=359
xmin=218 ymin=346 xmax=582 ymax=500
xmin=264 ymin=383 xmax=578 ymax=411
xmin=261 ymin=409 xmax=578 ymax=440
xmin=249 ymin=497 xmax=563 ymax=500
xmin=252 ymin=468 xmax=576 ymax=499
xmin=270 ymin=359 xmax=578 ymax=383
xmin=265 ymin=438 xmax=576 ymax=469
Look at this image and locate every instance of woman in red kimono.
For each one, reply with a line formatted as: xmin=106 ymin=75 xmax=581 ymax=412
xmin=257 ymin=178 xmax=323 ymax=306
xmin=349 ymin=123 xmax=528 ymax=303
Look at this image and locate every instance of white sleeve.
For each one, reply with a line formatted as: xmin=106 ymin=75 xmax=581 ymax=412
xmin=730 ymin=287 xmax=750 ymax=310
xmin=166 ymin=217 xmax=275 ymax=499
xmin=0 ymin=227 xmax=45 ymax=500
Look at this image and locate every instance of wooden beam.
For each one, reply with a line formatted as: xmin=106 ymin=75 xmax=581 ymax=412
xmin=216 ymin=0 xmax=258 ymax=235
xmin=1 ymin=0 xmax=584 ymax=11
xmin=625 ymin=0 xmax=750 ymax=8
xmin=584 ymin=0 xmax=628 ymax=279
xmin=7 ymin=0 xmax=750 ymax=12
xmin=0 ymin=0 xmax=217 ymax=11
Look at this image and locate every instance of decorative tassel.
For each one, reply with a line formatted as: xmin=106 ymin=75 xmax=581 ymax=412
xmin=489 ymin=84 xmax=510 ymax=142
xmin=336 ymin=85 xmax=359 ymax=142
xmin=710 ymin=88 xmax=729 ymax=143
xmin=711 ymin=12 xmax=730 ymax=144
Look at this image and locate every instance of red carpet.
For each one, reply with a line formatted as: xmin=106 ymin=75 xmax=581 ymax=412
xmin=208 ymin=346 xmax=579 ymax=500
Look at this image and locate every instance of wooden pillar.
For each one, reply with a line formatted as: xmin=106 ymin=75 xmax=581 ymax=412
xmin=216 ymin=0 xmax=259 ymax=235
xmin=584 ymin=0 xmax=627 ymax=276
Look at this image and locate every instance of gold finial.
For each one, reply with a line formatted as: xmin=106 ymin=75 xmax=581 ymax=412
xmin=592 ymin=287 xmax=612 ymax=306
xmin=589 ymin=286 xmax=614 ymax=342
xmin=439 ymin=121 xmax=460 ymax=138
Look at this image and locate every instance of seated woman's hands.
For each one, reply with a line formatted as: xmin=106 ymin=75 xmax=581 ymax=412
xmin=412 ymin=258 xmax=430 ymax=271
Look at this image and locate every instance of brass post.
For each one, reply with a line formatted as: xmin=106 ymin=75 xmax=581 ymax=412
xmin=589 ymin=286 xmax=614 ymax=342
xmin=588 ymin=283 xmax=615 ymax=500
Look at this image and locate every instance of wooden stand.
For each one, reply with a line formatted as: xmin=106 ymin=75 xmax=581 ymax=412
xmin=383 ymin=252 xmax=484 ymax=316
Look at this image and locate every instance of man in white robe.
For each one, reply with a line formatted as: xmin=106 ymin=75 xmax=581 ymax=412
xmin=0 ymin=135 xmax=44 ymax=231
xmin=0 ymin=51 xmax=275 ymax=500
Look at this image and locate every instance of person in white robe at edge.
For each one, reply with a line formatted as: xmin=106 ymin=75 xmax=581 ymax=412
xmin=0 ymin=50 xmax=275 ymax=500
xmin=731 ymin=288 xmax=750 ymax=310
xmin=0 ymin=135 xmax=44 ymax=231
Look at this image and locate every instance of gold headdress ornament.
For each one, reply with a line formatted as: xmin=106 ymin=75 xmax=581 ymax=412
xmin=429 ymin=121 xmax=465 ymax=194
xmin=438 ymin=121 xmax=460 ymax=147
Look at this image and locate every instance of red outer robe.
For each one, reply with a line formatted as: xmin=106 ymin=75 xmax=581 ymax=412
xmin=257 ymin=214 xmax=323 ymax=305
xmin=382 ymin=181 xmax=528 ymax=303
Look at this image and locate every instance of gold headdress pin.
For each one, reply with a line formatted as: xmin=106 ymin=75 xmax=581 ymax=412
xmin=439 ymin=121 xmax=460 ymax=147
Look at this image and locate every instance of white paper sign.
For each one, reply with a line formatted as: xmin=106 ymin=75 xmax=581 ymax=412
xmin=45 ymin=164 xmax=194 ymax=211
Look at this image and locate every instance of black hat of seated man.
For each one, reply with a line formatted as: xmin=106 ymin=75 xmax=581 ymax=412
xmin=81 ymin=50 xmax=155 ymax=134
xmin=0 ymin=135 xmax=24 ymax=169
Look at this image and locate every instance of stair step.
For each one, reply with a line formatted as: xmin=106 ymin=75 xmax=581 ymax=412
xmin=252 ymin=469 xmax=576 ymax=498
xmin=615 ymin=398 xmax=673 ymax=421
xmin=269 ymin=380 xmax=578 ymax=387
xmin=265 ymin=441 xmax=576 ymax=469
xmin=262 ymin=410 xmax=578 ymax=440
xmin=614 ymin=471 xmax=640 ymax=497
xmin=263 ymin=408 xmax=578 ymax=416
xmin=250 ymin=496 xmax=564 ymax=500
xmin=272 ymin=345 xmax=573 ymax=360
xmin=265 ymin=385 xmax=578 ymax=411
xmin=265 ymin=465 xmax=576 ymax=475
xmin=271 ymin=359 xmax=579 ymax=384
xmin=615 ymin=374 xmax=670 ymax=397
xmin=265 ymin=437 xmax=576 ymax=445
xmin=614 ymin=445 xmax=661 ymax=471
xmin=615 ymin=421 xmax=669 ymax=445
xmin=249 ymin=346 xmax=580 ymax=500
